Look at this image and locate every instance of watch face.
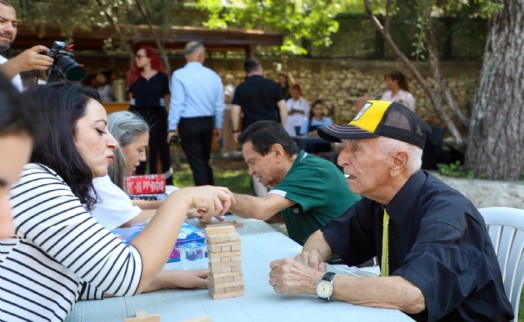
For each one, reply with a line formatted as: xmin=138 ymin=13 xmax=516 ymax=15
xmin=316 ymin=280 xmax=334 ymax=299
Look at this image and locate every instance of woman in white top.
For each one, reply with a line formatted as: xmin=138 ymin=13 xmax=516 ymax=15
xmin=285 ymin=84 xmax=310 ymax=136
xmin=0 ymin=73 xmax=36 ymax=239
xmin=380 ymin=70 xmax=416 ymax=111
xmin=1 ymin=83 xmax=233 ymax=321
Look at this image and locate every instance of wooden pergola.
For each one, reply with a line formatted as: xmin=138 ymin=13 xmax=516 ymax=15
xmin=14 ymin=24 xmax=283 ymax=58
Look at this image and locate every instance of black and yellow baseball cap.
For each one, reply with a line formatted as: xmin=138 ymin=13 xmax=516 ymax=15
xmin=317 ymin=100 xmax=431 ymax=149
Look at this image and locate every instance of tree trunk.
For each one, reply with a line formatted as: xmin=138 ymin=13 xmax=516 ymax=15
xmin=466 ymin=0 xmax=524 ymax=180
xmin=364 ymin=0 xmax=465 ymax=147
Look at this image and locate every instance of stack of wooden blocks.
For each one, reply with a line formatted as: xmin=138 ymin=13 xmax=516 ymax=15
xmin=205 ymin=224 xmax=244 ymax=299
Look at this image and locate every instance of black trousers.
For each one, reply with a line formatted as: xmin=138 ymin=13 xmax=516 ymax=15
xmin=130 ymin=106 xmax=171 ymax=175
xmin=178 ymin=116 xmax=214 ymax=186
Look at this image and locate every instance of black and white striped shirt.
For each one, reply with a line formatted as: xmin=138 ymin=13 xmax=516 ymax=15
xmin=0 ymin=164 xmax=143 ymax=321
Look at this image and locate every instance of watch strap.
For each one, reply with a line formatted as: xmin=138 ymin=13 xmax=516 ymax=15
xmin=322 ymin=271 xmax=335 ymax=282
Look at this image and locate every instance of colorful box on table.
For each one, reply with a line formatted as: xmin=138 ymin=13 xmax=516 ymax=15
xmin=168 ymin=222 xmax=207 ymax=263
xmin=111 ymin=222 xmax=207 ymax=263
xmin=125 ymin=174 xmax=166 ymax=195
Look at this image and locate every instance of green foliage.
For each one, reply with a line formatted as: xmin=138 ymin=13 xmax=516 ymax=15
xmin=172 ymin=161 xmax=253 ymax=195
xmin=194 ymin=0 xmax=364 ymax=54
xmin=437 ymin=161 xmax=474 ymax=179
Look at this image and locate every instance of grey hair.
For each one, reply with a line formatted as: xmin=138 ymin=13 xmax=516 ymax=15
xmin=378 ymin=136 xmax=422 ymax=173
xmin=107 ymin=111 xmax=149 ymax=189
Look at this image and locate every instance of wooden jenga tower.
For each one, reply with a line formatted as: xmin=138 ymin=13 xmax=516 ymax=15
xmin=205 ymin=225 xmax=244 ymax=299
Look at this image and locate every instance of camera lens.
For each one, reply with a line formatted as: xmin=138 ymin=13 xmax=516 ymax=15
xmin=55 ymin=56 xmax=86 ymax=82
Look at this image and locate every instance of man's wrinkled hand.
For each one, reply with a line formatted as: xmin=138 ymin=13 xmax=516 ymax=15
xmin=295 ymin=250 xmax=326 ymax=272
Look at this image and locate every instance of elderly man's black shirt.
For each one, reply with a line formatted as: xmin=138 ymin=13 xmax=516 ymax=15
xmin=322 ymin=170 xmax=513 ymax=322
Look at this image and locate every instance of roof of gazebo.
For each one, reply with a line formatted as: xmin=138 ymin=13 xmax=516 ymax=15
xmin=14 ymin=24 xmax=283 ymax=56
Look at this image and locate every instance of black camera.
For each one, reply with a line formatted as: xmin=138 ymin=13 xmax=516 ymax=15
xmin=46 ymin=41 xmax=86 ymax=82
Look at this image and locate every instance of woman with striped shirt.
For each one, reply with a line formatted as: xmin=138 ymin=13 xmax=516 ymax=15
xmin=0 ymin=73 xmax=37 ymax=239
xmin=0 ymin=83 xmax=233 ymax=321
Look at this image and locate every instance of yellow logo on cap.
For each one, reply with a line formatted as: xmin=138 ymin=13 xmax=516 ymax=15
xmin=349 ymin=100 xmax=391 ymax=133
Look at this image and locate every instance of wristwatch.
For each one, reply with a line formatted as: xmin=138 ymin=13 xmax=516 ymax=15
xmin=232 ymin=129 xmax=240 ymax=133
xmin=316 ymin=272 xmax=336 ymax=301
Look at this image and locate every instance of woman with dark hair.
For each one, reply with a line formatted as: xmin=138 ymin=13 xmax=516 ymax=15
xmin=0 ymin=73 xmax=38 ymax=239
xmin=299 ymin=99 xmax=332 ymax=154
xmin=277 ymin=72 xmax=291 ymax=100
xmin=0 ymin=82 xmax=233 ymax=321
xmin=128 ymin=46 xmax=171 ymax=177
xmin=381 ymin=70 xmax=416 ymax=111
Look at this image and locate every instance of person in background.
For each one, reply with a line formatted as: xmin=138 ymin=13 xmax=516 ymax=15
xmin=231 ymin=59 xmax=287 ymax=197
xmin=285 ymin=84 xmax=310 ymax=137
xmin=299 ymin=99 xmax=332 ymax=154
xmin=0 ymin=72 xmax=38 ymax=239
xmin=96 ymin=70 xmax=114 ymax=102
xmin=92 ymin=111 xmax=156 ymax=230
xmin=201 ymin=120 xmax=360 ymax=246
xmin=269 ymin=100 xmax=512 ymax=321
xmin=221 ymin=73 xmax=239 ymax=157
xmin=127 ymin=45 xmax=171 ymax=178
xmin=168 ymin=41 xmax=224 ymax=186
xmin=0 ymin=0 xmax=53 ymax=91
xmin=380 ymin=70 xmax=415 ymax=111
xmin=277 ymin=72 xmax=291 ymax=100
xmin=0 ymin=82 xmax=233 ymax=321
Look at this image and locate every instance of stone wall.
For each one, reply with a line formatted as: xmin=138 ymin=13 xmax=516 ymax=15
xmin=206 ymin=58 xmax=481 ymax=127
xmin=96 ymin=56 xmax=481 ymax=128
xmin=436 ymin=174 xmax=524 ymax=209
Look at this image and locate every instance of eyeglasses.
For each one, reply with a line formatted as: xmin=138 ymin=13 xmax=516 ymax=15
xmin=135 ymin=54 xmax=147 ymax=59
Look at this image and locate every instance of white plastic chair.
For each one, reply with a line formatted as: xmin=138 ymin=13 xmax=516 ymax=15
xmin=479 ymin=207 xmax=524 ymax=321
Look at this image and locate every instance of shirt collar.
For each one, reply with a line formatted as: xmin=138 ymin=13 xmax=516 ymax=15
xmin=386 ymin=170 xmax=427 ymax=226
xmin=186 ymin=62 xmax=203 ymax=68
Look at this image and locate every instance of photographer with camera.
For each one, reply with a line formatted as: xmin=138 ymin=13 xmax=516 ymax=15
xmin=0 ymin=0 xmax=53 ymax=91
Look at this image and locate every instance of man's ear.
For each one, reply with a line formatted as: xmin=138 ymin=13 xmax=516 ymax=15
xmin=391 ymin=151 xmax=408 ymax=175
xmin=271 ymin=143 xmax=285 ymax=158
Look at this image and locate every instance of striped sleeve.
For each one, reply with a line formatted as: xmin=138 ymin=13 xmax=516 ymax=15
xmin=1 ymin=164 xmax=143 ymax=321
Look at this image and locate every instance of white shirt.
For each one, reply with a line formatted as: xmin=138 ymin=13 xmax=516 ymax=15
xmin=285 ymin=97 xmax=310 ymax=136
xmin=0 ymin=54 xmax=23 ymax=92
xmin=91 ymin=175 xmax=143 ymax=230
xmin=381 ymin=89 xmax=416 ymax=111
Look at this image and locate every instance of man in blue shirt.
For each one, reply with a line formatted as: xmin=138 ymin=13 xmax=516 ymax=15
xmin=168 ymin=41 xmax=224 ymax=185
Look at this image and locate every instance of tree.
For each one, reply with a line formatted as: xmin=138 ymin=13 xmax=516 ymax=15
xmin=194 ymin=0 xmax=358 ymax=55
xmin=466 ymin=0 xmax=524 ymax=180
xmin=364 ymin=0 xmax=524 ymax=180
xmin=364 ymin=0 xmax=467 ymax=148
xmin=12 ymin=0 xmax=180 ymax=71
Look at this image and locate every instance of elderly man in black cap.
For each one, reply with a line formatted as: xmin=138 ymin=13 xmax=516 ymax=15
xmin=268 ymin=100 xmax=513 ymax=321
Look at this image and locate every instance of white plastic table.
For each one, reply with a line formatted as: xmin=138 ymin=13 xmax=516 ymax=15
xmin=65 ymin=218 xmax=413 ymax=322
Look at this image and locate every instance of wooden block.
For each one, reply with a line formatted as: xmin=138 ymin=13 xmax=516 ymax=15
xmin=209 ymin=260 xmax=241 ymax=269
xmin=203 ymin=220 xmax=244 ymax=228
xmin=231 ymin=244 xmax=241 ymax=251
xmin=208 ymin=250 xmax=241 ymax=258
xmin=181 ymin=315 xmax=212 ymax=322
xmin=209 ymin=271 xmax=243 ymax=280
xmin=207 ymin=240 xmax=240 ymax=253
xmin=210 ymin=290 xmax=244 ymax=300
xmin=206 ymin=232 xmax=240 ymax=243
xmin=210 ymin=280 xmax=244 ymax=289
xmin=205 ymin=225 xmax=235 ymax=235
xmin=124 ymin=310 xmax=160 ymax=322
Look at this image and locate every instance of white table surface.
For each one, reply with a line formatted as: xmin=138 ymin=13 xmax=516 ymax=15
xmin=65 ymin=217 xmax=413 ymax=322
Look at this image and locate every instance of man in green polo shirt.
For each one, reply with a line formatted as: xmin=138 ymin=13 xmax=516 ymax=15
xmin=228 ymin=120 xmax=360 ymax=245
